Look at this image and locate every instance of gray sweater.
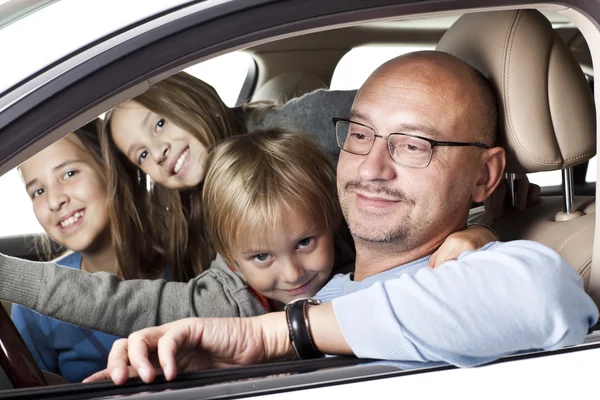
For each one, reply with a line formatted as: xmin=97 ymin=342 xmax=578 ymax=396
xmin=247 ymin=89 xmax=357 ymax=164
xmin=0 ymin=89 xmax=358 ymax=338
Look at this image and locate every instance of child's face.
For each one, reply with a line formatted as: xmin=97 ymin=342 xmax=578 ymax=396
xmin=20 ymin=136 xmax=110 ymax=254
xmin=110 ymin=101 xmax=209 ymax=190
xmin=232 ymin=211 xmax=335 ymax=305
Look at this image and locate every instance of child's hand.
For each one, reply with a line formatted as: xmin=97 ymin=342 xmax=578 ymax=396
xmin=428 ymin=225 xmax=498 ymax=268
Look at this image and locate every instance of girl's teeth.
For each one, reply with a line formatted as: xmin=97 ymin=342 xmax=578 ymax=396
xmin=60 ymin=211 xmax=84 ymax=228
xmin=174 ymin=150 xmax=189 ymax=174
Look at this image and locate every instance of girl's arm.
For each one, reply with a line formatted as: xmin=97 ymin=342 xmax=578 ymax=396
xmin=0 ymin=255 xmax=266 ymax=338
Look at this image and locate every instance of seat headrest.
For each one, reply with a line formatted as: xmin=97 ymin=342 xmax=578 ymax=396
xmin=251 ymin=70 xmax=327 ymax=103
xmin=437 ymin=10 xmax=596 ymax=173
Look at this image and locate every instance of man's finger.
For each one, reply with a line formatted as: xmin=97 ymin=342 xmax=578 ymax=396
xmin=157 ymin=325 xmax=191 ymax=381
xmin=127 ymin=328 xmax=169 ymax=383
xmin=105 ymin=338 xmax=134 ymax=385
xmin=83 ymin=369 xmax=112 ymax=383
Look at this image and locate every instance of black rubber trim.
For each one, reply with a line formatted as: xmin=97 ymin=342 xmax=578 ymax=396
xmin=3 ymin=342 xmax=600 ymax=400
xmin=235 ymin=57 xmax=259 ymax=106
xmin=0 ymin=356 xmax=374 ymax=400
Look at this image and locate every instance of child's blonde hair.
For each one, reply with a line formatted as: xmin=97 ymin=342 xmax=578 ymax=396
xmin=203 ymin=129 xmax=341 ymax=266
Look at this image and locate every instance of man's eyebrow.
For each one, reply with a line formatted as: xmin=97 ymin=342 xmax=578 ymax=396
xmin=349 ymin=111 xmax=443 ymax=138
xmin=349 ymin=110 xmax=373 ymax=125
xmin=394 ymin=124 xmax=444 ymax=138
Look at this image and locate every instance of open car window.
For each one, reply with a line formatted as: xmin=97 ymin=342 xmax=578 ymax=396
xmin=330 ymin=45 xmax=434 ymax=90
xmin=0 ymin=51 xmax=253 ymax=239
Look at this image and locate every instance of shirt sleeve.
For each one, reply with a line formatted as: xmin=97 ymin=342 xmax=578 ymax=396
xmin=0 ymin=255 xmax=266 ymax=338
xmin=331 ymin=240 xmax=599 ymax=366
xmin=11 ymin=304 xmax=57 ymax=373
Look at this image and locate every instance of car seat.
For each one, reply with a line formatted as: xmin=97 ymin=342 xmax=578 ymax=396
xmin=251 ymin=70 xmax=328 ymax=103
xmin=437 ymin=10 xmax=597 ymax=290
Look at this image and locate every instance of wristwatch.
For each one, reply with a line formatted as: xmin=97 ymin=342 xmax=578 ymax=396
xmin=284 ymin=297 xmax=324 ymax=359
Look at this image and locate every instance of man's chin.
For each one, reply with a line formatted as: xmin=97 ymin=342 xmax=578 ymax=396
xmin=347 ymin=223 xmax=408 ymax=244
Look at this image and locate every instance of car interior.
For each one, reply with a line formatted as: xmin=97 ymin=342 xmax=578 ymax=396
xmin=0 ymin=3 xmax=598 ymax=398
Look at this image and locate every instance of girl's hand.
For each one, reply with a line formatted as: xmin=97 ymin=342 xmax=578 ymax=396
xmin=428 ymin=225 xmax=498 ymax=268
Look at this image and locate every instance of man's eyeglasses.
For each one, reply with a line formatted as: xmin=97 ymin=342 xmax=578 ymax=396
xmin=332 ymin=118 xmax=491 ymax=169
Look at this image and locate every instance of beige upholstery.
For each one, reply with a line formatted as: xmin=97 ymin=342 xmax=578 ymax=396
xmin=251 ymin=70 xmax=327 ymax=103
xmin=438 ymin=9 xmax=597 ymax=289
xmin=437 ymin=10 xmax=596 ymax=173
xmin=470 ymin=198 xmax=595 ymax=290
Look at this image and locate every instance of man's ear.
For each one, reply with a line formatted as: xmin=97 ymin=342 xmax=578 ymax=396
xmin=472 ymin=146 xmax=506 ymax=203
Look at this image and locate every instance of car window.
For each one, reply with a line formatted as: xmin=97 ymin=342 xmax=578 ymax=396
xmin=183 ymin=51 xmax=254 ymax=107
xmin=527 ymin=170 xmax=563 ymax=187
xmin=586 ymin=156 xmax=596 ymax=183
xmin=0 ymin=51 xmax=253 ymax=238
xmin=330 ymin=45 xmax=434 ymax=90
xmin=0 ymin=170 xmax=43 ymax=236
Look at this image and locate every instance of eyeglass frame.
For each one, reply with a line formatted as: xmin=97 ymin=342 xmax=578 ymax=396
xmin=332 ymin=117 xmax=491 ymax=168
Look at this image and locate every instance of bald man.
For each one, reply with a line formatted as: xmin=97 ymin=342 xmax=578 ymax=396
xmin=88 ymin=51 xmax=598 ymax=384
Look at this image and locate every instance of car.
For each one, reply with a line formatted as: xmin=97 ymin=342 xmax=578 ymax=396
xmin=0 ymin=0 xmax=599 ymax=398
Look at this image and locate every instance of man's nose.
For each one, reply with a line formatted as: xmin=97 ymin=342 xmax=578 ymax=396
xmin=48 ymin=188 xmax=68 ymax=212
xmin=281 ymin=258 xmax=305 ymax=283
xmin=357 ymin=138 xmax=397 ymax=181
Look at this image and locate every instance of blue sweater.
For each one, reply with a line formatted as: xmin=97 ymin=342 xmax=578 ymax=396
xmin=315 ymin=240 xmax=598 ymax=368
xmin=11 ymin=253 xmax=118 ymax=383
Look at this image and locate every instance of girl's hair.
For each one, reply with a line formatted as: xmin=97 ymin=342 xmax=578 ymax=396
xmin=103 ymin=72 xmax=247 ymax=280
xmin=202 ymin=129 xmax=341 ymax=267
xmin=100 ymin=119 xmax=168 ymax=280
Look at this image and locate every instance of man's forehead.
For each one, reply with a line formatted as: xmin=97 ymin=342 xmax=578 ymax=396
xmin=351 ymin=71 xmax=477 ymax=140
xmin=353 ymin=78 xmax=447 ymax=121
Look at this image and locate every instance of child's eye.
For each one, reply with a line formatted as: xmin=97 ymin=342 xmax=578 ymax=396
xmin=155 ymin=118 xmax=166 ymax=132
xmin=31 ymin=188 xmax=45 ymax=199
xmin=297 ymin=237 xmax=314 ymax=249
xmin=63 ymin=170 xmax=78 ymax=180
xmin=138 ymin=150 xmax=148 ymax=165
xmin=253 ymin=253 xmax=272 ymax=263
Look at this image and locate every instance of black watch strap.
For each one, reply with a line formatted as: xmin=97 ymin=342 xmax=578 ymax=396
xmin=285 ymin=298 xmax=324 ymax=359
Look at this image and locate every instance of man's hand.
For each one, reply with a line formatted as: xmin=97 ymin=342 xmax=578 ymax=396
xmin=84 ymin=313 xmax=294 ymax=385
xmin=429 ymin=225 xmax=498 ymax=268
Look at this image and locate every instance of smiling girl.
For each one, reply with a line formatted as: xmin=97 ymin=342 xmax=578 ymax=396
xmin=11 ymin=121 xmax=124 ymax=382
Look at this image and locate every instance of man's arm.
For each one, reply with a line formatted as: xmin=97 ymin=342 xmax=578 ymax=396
xmin=330 ymin=240 xmax=598 ymax=366
xmin=86 ymin=240 xmax=598 ymax=385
